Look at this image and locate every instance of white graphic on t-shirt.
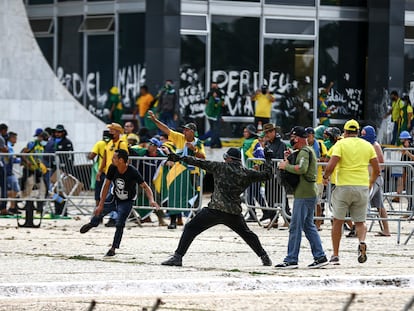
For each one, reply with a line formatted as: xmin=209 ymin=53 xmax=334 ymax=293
xmin=115 ymin=178 xmax=128 ymax=200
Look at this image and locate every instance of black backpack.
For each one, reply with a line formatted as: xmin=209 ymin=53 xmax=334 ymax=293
xmin=276 ymin=148 xmax=313 ymax=194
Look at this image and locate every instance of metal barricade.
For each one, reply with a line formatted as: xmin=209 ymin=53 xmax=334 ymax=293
xmin=244 ymin=158 xmax=290 ymax=228
xmin=53 ymin=151 xmax=95 ymax=216
xmin=128 ymin=156 xmax=204 ymax=220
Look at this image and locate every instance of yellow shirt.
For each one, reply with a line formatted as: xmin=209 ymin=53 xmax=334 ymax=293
xmin=253 ymin=93 xmax=274 ymax=118
xmin=91 ymin=140 xmax=107 ymax=169
xmin=168 ymin=130 xmax=205 ymax=157
xmin=104 ymin=138 xmax=129 ymax=173
xmin=331 ymin=137 xmax=377 ymax=186
xmin=316 ymin=140 xmax=328 ymax=184
xmin=392 ymin=98 xmax=404 ymax=122
xmin=136 ymin=93 xmax=154 ymax=117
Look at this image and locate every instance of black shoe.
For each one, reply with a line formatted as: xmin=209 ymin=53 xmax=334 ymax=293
xmin=274 ymin=262 xmax=298 ymax=269
xmin=308 ymin=256 xmax=328 ymax=269
xmin=105 ymin=219 xmax=116 ymax=227
xmin=261 ymin=254 xmax=272 ymax=266
xmin=346 ymin=230 xmax=357 ymax=238
xmin=105 ymin=249 xmax=116 ymax=257
xmin=168 ymin=223 xmax=177 ymax=229
xmin=161 ymin=254 xmax=182 ymax=266
xmin=80 ymin=223 xmax=93 ymax=234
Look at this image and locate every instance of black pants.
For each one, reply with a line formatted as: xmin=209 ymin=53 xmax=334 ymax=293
xmin=174 ymin=207 xmax=267 ymax=258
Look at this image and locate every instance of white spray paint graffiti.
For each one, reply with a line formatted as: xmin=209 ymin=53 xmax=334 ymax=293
xmin=57 ymin=64 xmax=145 ymax=120
xmin=57 ymin=64 xmax=364 ymax=131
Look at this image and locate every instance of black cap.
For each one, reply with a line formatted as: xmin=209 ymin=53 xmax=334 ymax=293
xmin=290 ymin=126 xmax=308 ymax=138
xmin=55 ymin=124 xmax=65 ymax=132
xmin=223 ymin=148 xmax=241 ymax=161
xmin=305 ymin=127 xmax=315 ymax=135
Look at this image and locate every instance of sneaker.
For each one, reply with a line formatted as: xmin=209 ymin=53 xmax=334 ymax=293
xmin=308 ymin=256 xmax=328 ymax=269
xmin=358 ymin=242 xmax=367 ymax=263
xmin=274 ymin=262 xmax=298 ymax=269
xmin=105 ymin=219 xmax=116 ymax=227
xmin=261 ymin=254 xmax=272 ymax=266
xmin=161 ymin=254 xmax=182 ymax=266
xmin=105 ymin=249 xmax=116 ymax=257
xmin=329 ymin=255 xmax=340 ymax=265
xmin=80 ymin=223 xmax=93 ymax=234
xmin=167 ymin=223 xmax=177 ymax=229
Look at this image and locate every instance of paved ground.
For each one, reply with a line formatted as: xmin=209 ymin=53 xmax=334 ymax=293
xmin=0 ymin=206 xmax=413 ymax=310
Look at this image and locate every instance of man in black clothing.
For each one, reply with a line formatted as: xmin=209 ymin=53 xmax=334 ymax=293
xmin=80 ymin=149 xmax=159 ymax=256
xmin=161 ymin=147 xmax=273 ymax=267
xmin=261 ymin=123 xmax=289 ymax=226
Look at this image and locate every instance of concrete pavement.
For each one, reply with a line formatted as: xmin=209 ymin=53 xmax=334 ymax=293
xmin=0 ymin=210 xmax=414 ymax=310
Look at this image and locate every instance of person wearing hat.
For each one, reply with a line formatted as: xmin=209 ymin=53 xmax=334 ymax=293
xmin=251 ymin=85 xmax=275 ymax=127
xmin=80 ymin=149 xmax=159 ymax=257
xmin=88 ymin=130 xmax=112 ymax=206
xmin=161 ymin=147 xmax=274 ymax=267
xmin=274 ymin=126 xmax=327 ymax=269
xmin=261 ymin=123 xmax=289 ymax=226
xmin=242 ymin=124 xmax=265 ymax=222
xmin=322 ymin=119 xmax=380 ymax=265
xmin=148 ymin=111 xmax=206 ymax=228
xmin=97 ymin=123 xmax=129 ymax=227
xmin=19 ymin=128 xmax=49 ymax=214
xmin=53 ymin=124 xmax=74 ymax=175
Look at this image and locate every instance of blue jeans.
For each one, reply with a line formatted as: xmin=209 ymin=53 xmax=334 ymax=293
xmin=209 ymin=118 xmax=222 ymax=147
xmin=90 ymin=198 xmax=133 ymax=249
xmin=284 ymin=197 xmax=325 ymax=263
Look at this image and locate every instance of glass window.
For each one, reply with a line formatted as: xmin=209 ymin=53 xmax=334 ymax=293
xmin=36 ymin=37 xmax=54 ymax=70
xmin=28 ymin=0 xmax=53 ymax=4
xmin=87 ymin=35 xmax=114 ymax=123
xmin=320 ymin=0 xmax=367 ymax=7
xmin=29 ymin=18 xmax=54 ymax=35
xmin=56 ymin=16 xmax=84 ymax=103
xmin=79 ymin=16 xmax=114 ymax=33
xmin=181 ymin=15 xmax=208 ymax=31
xmin=406 ymin=26 xmax=414 ymax=40
xmin=265 ymin=19 xmax=315 ymax=35
xmin=264 ymin=39 xmax=314 ymax=132
xmin=118 ymin=13 xmax=146 ymax=115
xmin=180 ymin=35 xmax=207 ymax=134
xmin=318 ymin=21 xmax=368 ymax=122
xmin=214 ymin=0 xmax=260 ymax=2
xmin=211 ymin=15 xmax=259 ymax=136
xmin=404 ymin=44 xmax=414 ymax=99
xmin=265 ymin=0 xmax=315 ymax=5
xmin=408 ymin=0 xmax=414 ymax=10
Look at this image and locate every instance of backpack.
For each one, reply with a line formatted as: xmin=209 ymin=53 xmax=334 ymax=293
xmin=276 ymin=148 xmax=314 ymax=194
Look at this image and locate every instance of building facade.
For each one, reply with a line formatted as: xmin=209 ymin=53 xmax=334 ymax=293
xmin=24 ymin=0 xmax=414 ymax=140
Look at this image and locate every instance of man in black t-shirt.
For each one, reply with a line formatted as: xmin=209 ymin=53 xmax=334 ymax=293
xmin=80 ymin=149 xmax=159 ymax=256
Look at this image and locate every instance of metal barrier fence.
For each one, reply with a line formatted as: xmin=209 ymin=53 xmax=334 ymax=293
xmin=0 ymin=152 xmax=203 ymax=220
xmin=244 ymin=157 xmax=414 ymax=244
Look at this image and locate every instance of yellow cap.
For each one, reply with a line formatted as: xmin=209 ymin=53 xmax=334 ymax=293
xmin=343 ymin=119 xmax=359 ymax=131
xmin=106 ymin=122 xmax=123 ymax=134
xmin=110 ymin=86 xmax=120 ymax=94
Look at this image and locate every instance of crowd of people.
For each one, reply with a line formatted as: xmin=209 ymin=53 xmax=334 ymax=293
xmin=1 ymin=82 xmax=410 ymax=268
xmin=0 ymin=123 xmax=73 ymax=216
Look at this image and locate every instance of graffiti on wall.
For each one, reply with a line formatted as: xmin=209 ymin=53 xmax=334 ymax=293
xmin=57 ymin=64 xmax=145 ymax=120
xmin=57 ymin=65 xmax=364 ymax=133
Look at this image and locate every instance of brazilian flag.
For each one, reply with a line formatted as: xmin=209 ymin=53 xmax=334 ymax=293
xmin=153 ymin=161 xmax=196 ymax=216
